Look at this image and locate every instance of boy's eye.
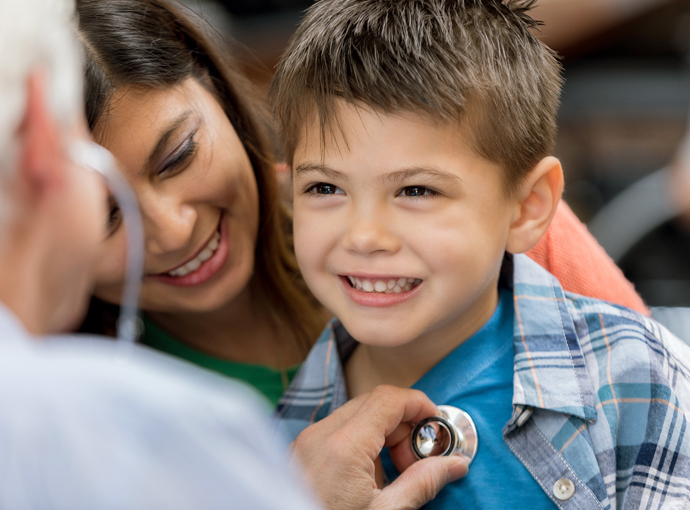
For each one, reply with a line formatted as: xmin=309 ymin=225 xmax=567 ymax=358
xmin=305 ymin=183 xmax=344 ymax=195
xmin=398 ymin=186 xmax=437 ymax=197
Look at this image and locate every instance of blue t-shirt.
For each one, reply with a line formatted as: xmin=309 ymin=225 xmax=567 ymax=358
xmin=381 ymin=288 xmax=556 ymax=509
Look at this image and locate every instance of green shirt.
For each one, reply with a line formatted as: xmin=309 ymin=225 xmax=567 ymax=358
xmin=141 ymin=317 xmax=300 ymax=408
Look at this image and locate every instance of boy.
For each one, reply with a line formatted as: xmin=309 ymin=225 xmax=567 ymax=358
xmin=272 ymin=0 xmax=690 ymax=508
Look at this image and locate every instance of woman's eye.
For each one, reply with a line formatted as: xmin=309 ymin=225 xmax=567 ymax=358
xmin=160 ymin=134 xmax=198 ymax=177
xmin=305 ymin=183 xmax=344 ymax=195
xmin=398 ymin=186 xmax=437 ymax=197
xmin=106 ymin=204 xmax=122 ymax=235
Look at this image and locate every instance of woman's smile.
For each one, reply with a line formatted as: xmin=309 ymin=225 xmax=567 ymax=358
xmin=149 ymin=214 xmax=230 ymax=287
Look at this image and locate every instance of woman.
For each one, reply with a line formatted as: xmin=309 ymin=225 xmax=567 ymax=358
xmin=76 ymin=0 xmax=648 ymax=408
xmin=76 ymin=0 xmax=325 ymax=406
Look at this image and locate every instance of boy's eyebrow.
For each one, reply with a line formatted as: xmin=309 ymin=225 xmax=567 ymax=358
xmin=381 ymin=167 xmax=463 ymax=185
xmin=294 ymin=164 xmax=463 ymax=185
xmin=294 ymin=163 xmax=349 ymax=182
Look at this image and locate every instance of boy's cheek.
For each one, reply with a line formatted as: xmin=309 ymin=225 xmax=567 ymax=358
xmin=293 ymin=219 xmax=324 ymax=279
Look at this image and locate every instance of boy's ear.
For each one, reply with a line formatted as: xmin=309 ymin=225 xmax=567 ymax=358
xmin=16 ymin=71 xmax=64 ymax=205
xmin=506 ymin=156 xmax=564 ymax=254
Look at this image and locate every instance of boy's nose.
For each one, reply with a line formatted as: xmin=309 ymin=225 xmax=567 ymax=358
xmin=142 ymin=200 xmax=197 ymax=256
xmin=341 ymin=209 xmax=401 ymax=255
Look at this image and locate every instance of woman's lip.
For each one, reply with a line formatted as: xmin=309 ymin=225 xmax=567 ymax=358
xmin=339 ymin=275 xmax=423 ymax=308
xmin=148 ymin=218 xmax=229 ymax=287
xmin=157 ymin=218 xmax=223 ymax=275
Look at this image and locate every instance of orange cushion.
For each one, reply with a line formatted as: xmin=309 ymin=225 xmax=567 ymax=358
xmin=527 ymin=201 xmax=649 ymax=316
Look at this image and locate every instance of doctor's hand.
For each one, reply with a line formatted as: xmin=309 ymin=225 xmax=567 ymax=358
xmin=290 ymin=385 xmax=469 ymax=510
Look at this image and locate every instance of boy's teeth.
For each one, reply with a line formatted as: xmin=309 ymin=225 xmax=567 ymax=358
xmin=347 ymin=276 xmax=422 ymax=294
xmin=167 ymin=231 xmax=221 ymax=277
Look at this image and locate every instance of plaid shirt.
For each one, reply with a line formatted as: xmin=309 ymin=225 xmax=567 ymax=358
xmin=276 ymin=254 xmax=690 ymax=509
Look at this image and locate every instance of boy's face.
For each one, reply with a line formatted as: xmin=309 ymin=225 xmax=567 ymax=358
xmin=293 ymin=103 xmax=520 ymax=348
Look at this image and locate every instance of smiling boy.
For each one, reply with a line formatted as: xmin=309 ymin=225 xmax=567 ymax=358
xmin=272 ymin=1 xmax=690 ymax=508
xmin=291 ymin=102 xmax=563 ymax=396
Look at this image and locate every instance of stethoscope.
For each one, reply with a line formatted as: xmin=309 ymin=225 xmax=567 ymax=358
xmin=411 ymin=406 xmax=478 ymax=463
xmin=70 ymin=139 xmax=144 ymax=345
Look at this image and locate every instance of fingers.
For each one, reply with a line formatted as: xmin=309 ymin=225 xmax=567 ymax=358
xmin=345 ymin=386 xmax=439 ymax=448
xmin=290 ymin=386 xmax=467 ymax=510
xmin=373 ymin=456 xmax=469 ymax=510
xmin=302 ymin=386 xmax=439 ymax=466
xmin=300 ymin=392 xmax=375 ymax=439
xmin=289 ymin=392 xmax=374 ymax=459
xmin=386 ymin=432 xmax=419 ymax=473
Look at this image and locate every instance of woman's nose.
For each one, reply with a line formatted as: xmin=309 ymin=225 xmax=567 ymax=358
xmin=341 ymin=208 xmax=401 ymax=255
xmin=142 ymin=199 xmax=197 ymax=256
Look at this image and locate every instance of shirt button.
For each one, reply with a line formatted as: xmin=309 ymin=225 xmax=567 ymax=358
xmin=553 ymin=478 xmax=575 ymax=501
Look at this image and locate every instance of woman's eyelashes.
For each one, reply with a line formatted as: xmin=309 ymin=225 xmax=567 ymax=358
xmin=106 ymin=196 xmax=121 ymax=235
xmin=103 ymin=131 xmax=200 ymax=237
xmin=159 ymin=131 xmax=199 ymax=177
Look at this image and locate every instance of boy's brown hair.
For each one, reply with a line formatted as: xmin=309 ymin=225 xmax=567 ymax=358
xmin=271 ymin=0 xmax=563 ymax=192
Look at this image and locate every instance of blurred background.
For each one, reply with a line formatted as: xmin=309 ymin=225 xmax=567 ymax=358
xmin=182 ymin=0 xmax=690 ymax=314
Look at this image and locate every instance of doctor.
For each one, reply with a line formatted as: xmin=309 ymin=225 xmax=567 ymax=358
xmin=0 ymin=0 xmax=466 ymax=508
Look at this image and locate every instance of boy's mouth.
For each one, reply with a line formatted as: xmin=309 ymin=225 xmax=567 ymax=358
xmin=345 ymin=275 xmax=423 ymax=294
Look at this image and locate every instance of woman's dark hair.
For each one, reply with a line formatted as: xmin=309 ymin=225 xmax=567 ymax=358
xmin=75 ymin=0 xmax=323 ymax=357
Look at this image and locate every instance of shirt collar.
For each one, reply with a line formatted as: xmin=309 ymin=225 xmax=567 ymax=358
xmin=509 ymin=254 xmax=597 ymax=422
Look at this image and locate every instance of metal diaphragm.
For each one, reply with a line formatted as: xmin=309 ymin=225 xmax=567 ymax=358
xmin=411 ymin=405 xmax=478 ymax=463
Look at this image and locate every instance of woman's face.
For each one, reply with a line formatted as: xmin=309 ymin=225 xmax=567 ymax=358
xmin=92 ymin=78 xmax=260 ymax=314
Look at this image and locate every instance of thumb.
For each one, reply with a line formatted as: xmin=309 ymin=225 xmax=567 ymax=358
xmin=374 ymin=456 xmax=469 ymax=510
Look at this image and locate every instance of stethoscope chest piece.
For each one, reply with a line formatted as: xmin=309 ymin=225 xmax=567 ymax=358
xmin=411 ymin=405 xmax=478 ymax=464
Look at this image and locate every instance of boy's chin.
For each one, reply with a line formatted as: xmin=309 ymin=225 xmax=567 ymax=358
xmin=342 ymin=321 xmax=420 ymax=349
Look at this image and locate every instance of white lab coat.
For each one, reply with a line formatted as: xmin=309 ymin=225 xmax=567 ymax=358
xmin=0 ymin=304 xmax=317 ymax=510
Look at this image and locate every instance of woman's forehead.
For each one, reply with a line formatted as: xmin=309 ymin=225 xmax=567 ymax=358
xmin=94 ymin=80 xmax=209 ymax=159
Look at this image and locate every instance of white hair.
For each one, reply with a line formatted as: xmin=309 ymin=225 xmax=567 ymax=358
xmin=0 ymin=0 xmax=82 ymax=223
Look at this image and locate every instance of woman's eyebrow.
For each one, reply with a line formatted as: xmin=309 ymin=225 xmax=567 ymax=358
xmin=146 ymin=110 xmax=194 ymax=169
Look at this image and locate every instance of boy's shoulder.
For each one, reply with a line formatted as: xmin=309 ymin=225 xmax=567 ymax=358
xmin=563 ymin=290 xmax=690 ymax=411
xmin=564 ymin=287 xmax=686 ymax=356
xmin=561 ymin=279 xmax=690 ymax=386
xmin=512 ymin=253 xmax=690 ymax=399
xmin=275 ymin=318 xmax=350 ymax=439
xmin=504 ymin=251 xmax=690 ymax=434
xmin=513 ymin=251 xmax=680 ymax=350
